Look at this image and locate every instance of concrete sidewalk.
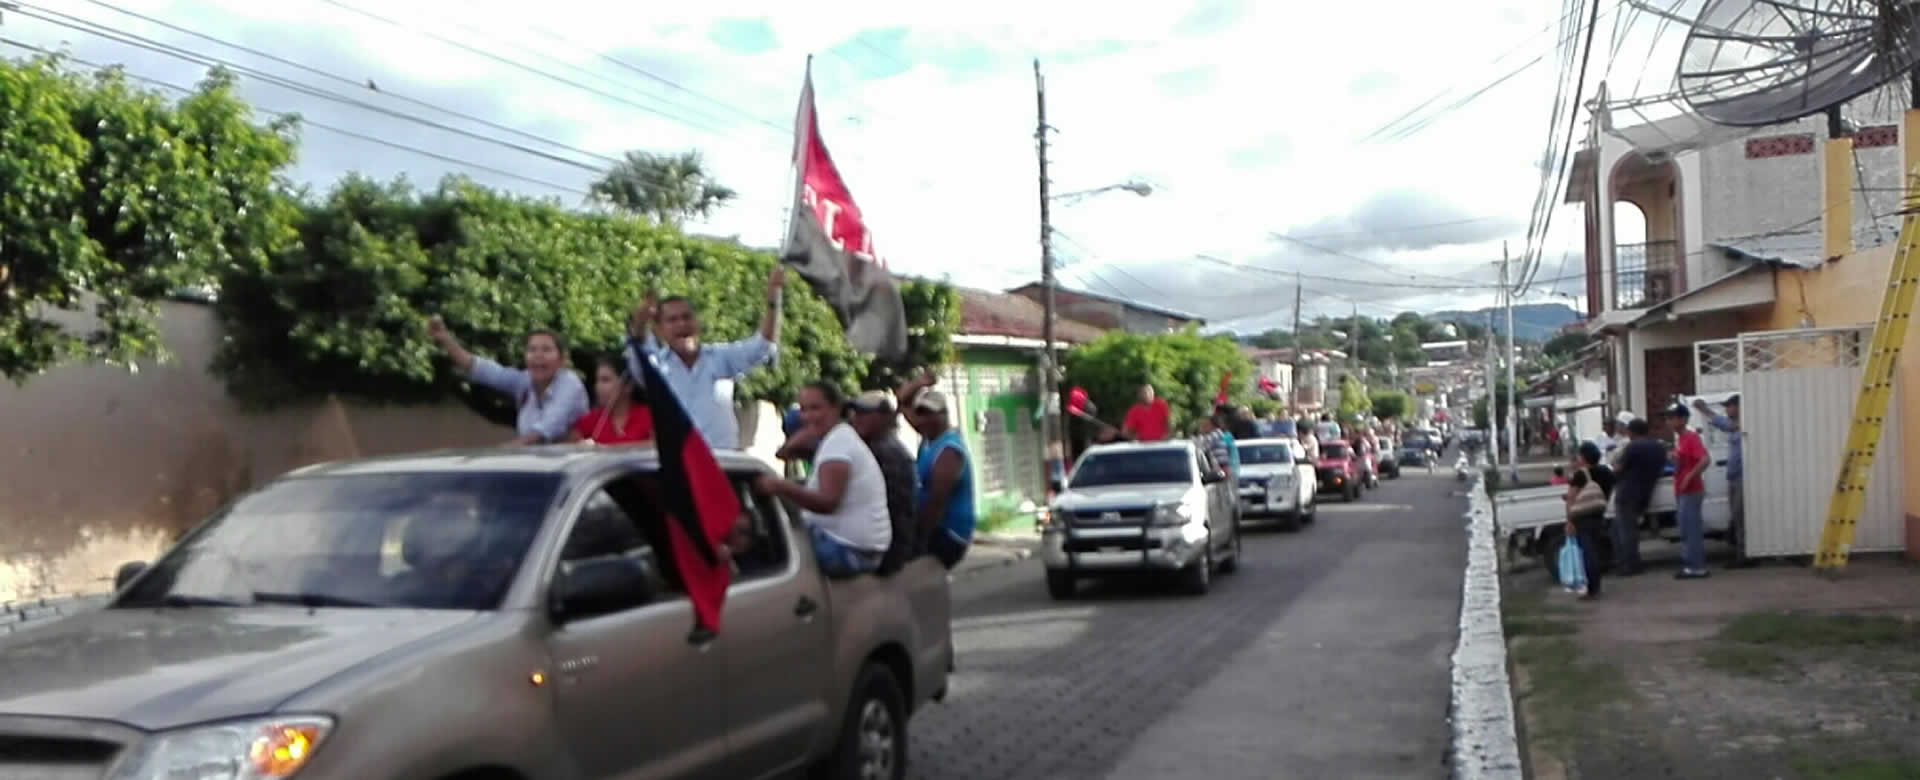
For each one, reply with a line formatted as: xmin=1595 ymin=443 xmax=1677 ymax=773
xmin=952 ymin=533 xmax=1038 ymax=580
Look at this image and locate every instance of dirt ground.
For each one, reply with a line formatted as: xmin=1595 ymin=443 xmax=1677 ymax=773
xmin=1502 ymin=545 xmax=1920 ymax=780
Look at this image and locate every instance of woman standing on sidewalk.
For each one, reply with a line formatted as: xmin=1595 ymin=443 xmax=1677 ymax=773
xmin=1563 ymin=442 xmax=1615 ymax=600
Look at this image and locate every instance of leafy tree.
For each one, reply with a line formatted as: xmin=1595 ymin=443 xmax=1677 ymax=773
xmin=1246 ymin=396 xmax=1282 ymax=419
xmin=1063 ymin=327 xmax=1254 ymax=437
xmin=863 ymin=279 xmax=961 ymax=391
xmin=1370 ymin=389 xmax=1411 ymax=421
xmin=1334 ymin=374 xmax=1369 ymax=423
xmin=589 ymin=149 xmax=736 ymax=227
xmin=1541 ymin=329 xmax=1593 ymax=362
xmin=0 ymin=58 xmax=298 ymax=381
xmin=212 ymin=175 xmax=870 ymax=416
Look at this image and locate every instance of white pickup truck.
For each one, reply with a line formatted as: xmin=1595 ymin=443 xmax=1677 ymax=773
xmin=1497 ymin=394 xmax=1738 ymax=576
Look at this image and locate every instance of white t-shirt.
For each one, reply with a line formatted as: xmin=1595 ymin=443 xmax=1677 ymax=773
xmin=804 ymin=423 xmax=892 ymax=553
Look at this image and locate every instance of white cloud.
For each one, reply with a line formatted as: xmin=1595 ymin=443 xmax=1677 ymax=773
xmin=8 ymin=0 xmax=1596 ymax=317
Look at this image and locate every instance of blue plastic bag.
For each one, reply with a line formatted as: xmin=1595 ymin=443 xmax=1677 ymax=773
xmin=1558 ymin=535 xmax=1588 ymax=591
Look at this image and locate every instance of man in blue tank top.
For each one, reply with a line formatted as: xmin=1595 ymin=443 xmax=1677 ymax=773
xmin=901 ymin=380 xmax=975 ymax=568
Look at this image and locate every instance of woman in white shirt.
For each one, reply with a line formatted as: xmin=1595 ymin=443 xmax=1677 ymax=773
xmin=755 ymin=381 xmax=893 ymax=576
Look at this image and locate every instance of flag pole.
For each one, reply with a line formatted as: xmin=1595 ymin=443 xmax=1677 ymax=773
xmin=780 ymin=55 xmax=812 ymax=251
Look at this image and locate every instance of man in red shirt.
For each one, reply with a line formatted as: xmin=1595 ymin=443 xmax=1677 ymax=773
xmin=1121 ymin=384 xmax=1170 ymax=441
xmin=1666 ymin=405 xmax=1710 ymax=579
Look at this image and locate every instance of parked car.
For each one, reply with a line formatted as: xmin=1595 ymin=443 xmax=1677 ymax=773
xmin=1316 ymin=441 xmax=1363 ymax=501
xmin=1377 ymin=436 xmax=1401 ymax=478
xmin=1234 ymin=437 xmax=1318 ymax=530
xmin=0 ymin=448 xmax=951 ymax=780
xmin=1042 ymin=440 xmax=1242 ymax=598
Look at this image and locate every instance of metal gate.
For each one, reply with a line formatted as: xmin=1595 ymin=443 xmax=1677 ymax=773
xmin=1695 ymin=327 xmax=1905 ymax=557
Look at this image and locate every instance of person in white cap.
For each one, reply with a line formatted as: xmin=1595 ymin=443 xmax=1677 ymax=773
xmin=899 ymin=376 xmax=976 ymax=568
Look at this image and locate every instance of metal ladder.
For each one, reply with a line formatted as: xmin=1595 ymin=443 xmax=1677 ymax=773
xmin=1813 ymin=175 xmax=1920 ymax=571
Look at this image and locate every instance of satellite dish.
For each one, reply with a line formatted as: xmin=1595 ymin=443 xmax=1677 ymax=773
xmin=1678 ymin=0 xmax=1920 ymax=127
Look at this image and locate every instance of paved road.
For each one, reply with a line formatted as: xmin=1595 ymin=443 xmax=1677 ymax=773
xmin=909 ymin=470 xmax=1468 ymax=780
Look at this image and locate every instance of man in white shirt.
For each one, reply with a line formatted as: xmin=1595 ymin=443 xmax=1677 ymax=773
xmin=628 ymin=267 xmax=785 ymax=450
xmin=755 ymin=381 xmax=892 ymax=576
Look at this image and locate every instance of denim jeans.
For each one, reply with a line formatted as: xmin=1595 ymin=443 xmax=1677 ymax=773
xmin=1675 ymin=492 xmax=1707 ymax=571
xmin=809 ymin=525 xmax=882 ymax=578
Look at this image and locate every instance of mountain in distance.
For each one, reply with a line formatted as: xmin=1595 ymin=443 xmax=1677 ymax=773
xmin=1428 ymin=302 xmax=1581 ymax=343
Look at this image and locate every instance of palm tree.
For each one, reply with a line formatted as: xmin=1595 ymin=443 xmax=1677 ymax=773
xmin=589 ymin=150 xmax=737 ymax=227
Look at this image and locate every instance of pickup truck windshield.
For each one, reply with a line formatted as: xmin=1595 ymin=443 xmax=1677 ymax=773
xmin=1070 ymin=450 xmax=1192 ymax=488
xmin=1239 ymin=444 xmax=1293 ymax=465
xmin=115 ymin=471 xmax=562 ymax=611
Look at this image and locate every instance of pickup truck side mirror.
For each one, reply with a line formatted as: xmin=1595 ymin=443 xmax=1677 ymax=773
xmin=550 ymin=556 xmax=657 ymax=623
xmin=114 ymin=561 xmax=149 ymax=592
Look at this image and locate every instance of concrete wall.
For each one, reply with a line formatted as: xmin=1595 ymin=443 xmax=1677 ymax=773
xmin=1753 ymin=245 xmax=1920 ymax=558
xmin=0 ymin=301 xmax=789 ymax=602
xmin=1626 ymin=311 xmax=1745 ymax=415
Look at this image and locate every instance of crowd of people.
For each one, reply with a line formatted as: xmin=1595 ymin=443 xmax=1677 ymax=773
xmin=1096 ymin=382 xmax=1397 ymax=483
xmin=1557 ymin=395 xmax=1744 ymax=600
xmin=425 ymin=266 xmax=977 ymax=580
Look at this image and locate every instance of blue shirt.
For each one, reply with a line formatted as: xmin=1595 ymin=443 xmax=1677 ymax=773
xmin=631 ymin=332 xmax=777 ymax=450
xmin=467 ymin=357 xmax=590 ymax=443
xmin=916 ymin=429 xmax=975 ymax=542
xmin=1708 ymin=414 xmax=1743 ymax=480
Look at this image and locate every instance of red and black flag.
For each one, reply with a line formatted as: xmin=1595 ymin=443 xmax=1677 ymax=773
xmin=782 ymin=58 xmax=909 ymax=361
xmin=625 ymin=340 xmax=739 ymax=634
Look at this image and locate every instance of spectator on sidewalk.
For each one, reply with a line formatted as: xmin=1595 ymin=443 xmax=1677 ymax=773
xmin=901 ymin=379 xmax=976 ymax=569
xmin=627 ymin=267 xmax=786 ymax=450
xmin=1563 ymin=441 xmax=1615 ymax=599
xmin=754 ymin=382 xmax=891 ymax=577
xmin=846 ymin=390 xmax=918 ymax=575
xmin=1694 ymin=395 xmax=1748 ymax=568
xmin=427 ymin=318 xmax=589 ymax=445
xmin=1667 ymin=405 xmax=1711 ymax=579
xmin=568 ymin=356 xmax=654 ymax=445
xmin=1121 ymin=384 xmax=1171 ymax=441
xmin=1611 ymin=418 xmax=1664 ymax=576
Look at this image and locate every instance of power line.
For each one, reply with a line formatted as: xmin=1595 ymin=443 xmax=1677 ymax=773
xmin=0 ymin=37 xmax=591 ymax=196
xmin=70 ymin=0 xmax=620 ymax=165
xmin=1519 ymin=0 xmax=1603 ymax=293
xmin=313 ymin=0 xmax=737 ymax=138
xmin=515 ymin=23 xmax=790 ymax=135
xmin=1277 ymin=214 xmax=1508 ymax=240
xmin=1268 ymin=232 xmax=1490 ymax=286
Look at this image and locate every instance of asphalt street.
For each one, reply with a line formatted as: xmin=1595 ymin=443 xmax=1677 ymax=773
xmin=907 ymin=468 xmax=1469 ymax=780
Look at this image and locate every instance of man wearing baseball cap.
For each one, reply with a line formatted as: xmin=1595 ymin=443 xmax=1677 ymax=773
xmin=1666 ymin=404 xmax=1711 ymax=579
xmin=900 ymin=378 xmax=976 ymax=568
xmin=847 ymin=389 xmax=919 ymax=574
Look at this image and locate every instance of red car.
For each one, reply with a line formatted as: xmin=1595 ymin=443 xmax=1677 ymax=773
xmin=1316 ymin=441 xmax=1362 ymax=502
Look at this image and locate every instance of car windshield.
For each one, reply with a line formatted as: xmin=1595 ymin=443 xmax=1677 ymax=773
xmin=1070 ymin=450 xmax=1192 ymax=488
xmin=114 ymin=471 xmax=563 ymax=611
xmin=1240 ymin=444 xmax=1293 ymax=465
xmin=1320 ymin=443 xmax=1350 ymax=459
xmin=1404 ymin=435 xmax=1431 ymax=449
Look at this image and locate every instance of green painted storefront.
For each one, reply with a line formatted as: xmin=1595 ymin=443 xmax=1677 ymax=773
xmin=935 ymin=345 xmax=1048 ymax=525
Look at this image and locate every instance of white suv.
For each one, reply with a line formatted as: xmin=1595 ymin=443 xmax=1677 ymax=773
xmin=1234 ymin=437 xmax=1318 ymax=530
xmin=1041 ymin=440 xmax=1242 ymax=598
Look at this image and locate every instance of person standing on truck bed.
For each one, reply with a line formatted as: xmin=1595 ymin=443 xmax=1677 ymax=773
xmin=568 ymin=355 xmax=655 ymax=446
xmin=898 ymin=374 xmax=976 ymax=569
xmin=427 ymin=318 xmax=590 ymax=445
xmin=1121 ymin=384 xmax=1171 ymax=441
xmin=627 ymin=267 xmax=787 ymax=450
xmin=755 ymin=381 xmax=892 ymax=577
xmin=847 ymin=389 xmax=920 ymax=574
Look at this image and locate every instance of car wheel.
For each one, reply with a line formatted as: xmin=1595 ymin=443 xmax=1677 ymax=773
xmin=1183 ymin=542 xmax=1212 ymax=595
xmin=1045 ymin=570 xmax=1075 ymax=600
xmin=813 ymin=662 xmax=908 ymax=780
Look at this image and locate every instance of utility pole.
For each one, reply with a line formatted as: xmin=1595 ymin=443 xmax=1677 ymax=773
xmin=1290 ymin=272 xmax=1303 ymax=415
xmin=1503 ymin=243 xmax=1519 ymax=481
xmin=1034 ymin=59 xmax=1065 ymax=493
xmin=1486 ymin=309 xmax=1500 ymax=469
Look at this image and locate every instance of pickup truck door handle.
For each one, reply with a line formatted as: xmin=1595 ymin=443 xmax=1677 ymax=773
xmin=794 ymin=596 xmax=819 ymax=618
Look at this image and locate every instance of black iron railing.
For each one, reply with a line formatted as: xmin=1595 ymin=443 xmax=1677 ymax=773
xmin=1614 ymin=240 xmax=1680 ymax=309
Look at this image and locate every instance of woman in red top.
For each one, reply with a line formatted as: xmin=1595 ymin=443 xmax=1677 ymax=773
xmin=569 ymin=356 xmax=654 ymax=446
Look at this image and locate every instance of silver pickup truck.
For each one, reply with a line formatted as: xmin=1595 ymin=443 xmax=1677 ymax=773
xmin=0 ymin=448 xmax=950 ymax=780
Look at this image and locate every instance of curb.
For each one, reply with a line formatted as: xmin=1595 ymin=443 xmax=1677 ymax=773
xmin=1448 ymin=459 xmax=1524 ymax=779
xmin=951 ymin=538 xmax=1037 ymax=580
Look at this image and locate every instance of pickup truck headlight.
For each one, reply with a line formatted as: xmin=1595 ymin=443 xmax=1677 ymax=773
xmin=1150 ymin=501 xmax=1195 ymax=527
xmin=111 ymin=716 xmax=332 ymax=779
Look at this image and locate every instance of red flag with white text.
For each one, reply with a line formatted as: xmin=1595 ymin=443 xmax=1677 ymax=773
xmin=781 ymin=61 xmax=909 ymax=361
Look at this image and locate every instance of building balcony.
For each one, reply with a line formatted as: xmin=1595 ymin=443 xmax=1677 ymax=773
xmin=1614 ymin=240 xmax=1680 ymax=310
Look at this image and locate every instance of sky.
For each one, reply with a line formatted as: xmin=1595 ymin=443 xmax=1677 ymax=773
xmin=0 ymin=0 xmax=1671 ymax=334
